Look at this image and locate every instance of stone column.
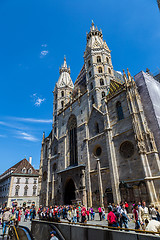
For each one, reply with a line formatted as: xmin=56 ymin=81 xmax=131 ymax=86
xmin=97 ymin=159 xmax=104 ymax=207
xmin=52 ymin=173 xmax=55 ymax=201
xmin=82 ymin=169 xmax=87 ymax=206
xmin=104 ymin=101 xmax=121 ymax=204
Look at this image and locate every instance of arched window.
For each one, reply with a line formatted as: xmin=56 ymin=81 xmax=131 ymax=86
xmin=54 ymin=127 xmax=56 ymax=134
xmin=108 ymin=68 xmax=111 ymax=74
xmin=98 ymin=67 xmax=102 ymax=73
xmin=43 ymin=171 xmax=47 ymax=181
xmin=88 ymin=60 xmax=91 ymax=67
xmin=54 ymin=115 xmax=56 ymax=121
xmin=67 ymin=115 xmax=78 ymax=166
xmin=55 ymin=93 xmax=57 ymax=100
xmin=33 ymin=186 xmax=37 ymax=196
xmin=106 ymin=57 xmax=109 ymax=64
xmin=55 ymin=103 xmax=57 ymax=110
xmin=102 ymin=91 xmax=105 ymax=98
xmin=97 ymin=56 xmax=101 ymax=63
xmin=24 ymin=185 xmax=28 ymax=196
xmin=28 ymin=168 xmax=32 ymax=174
xmin=116 ymin=101 xmax=124 ymax=121
xmin=95 ymin=122 xmax=99 ymax=134
xmin=61 ymin=101 xmax=64 ymax=108
xmin=89 ymin=71 xmax=92 ymax=78
xmin=100 ymin=79 xmax=104 ymax=86
xmin=61 ymin=91 xmax=64 ymax=97
xmin=90 ymin=82 xmax=93 ymax=90
xmin=91 ymin=95 xmax=95 ymax=104
xmin=22 ymin=167 xmax=26 ymax=174
xmin=15 ymin=185 xmax=20 ymax=196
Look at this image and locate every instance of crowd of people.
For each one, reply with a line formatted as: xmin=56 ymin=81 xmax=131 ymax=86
xmin=1 ymin=201 xmax=160 ymax=238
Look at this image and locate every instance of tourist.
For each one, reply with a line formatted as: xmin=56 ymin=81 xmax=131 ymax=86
xmin=67 ymin=208 xmax=72 ymax=222
xmin=81 ymin=205 xmax=86 ymax=223
xmin=107 ymin=207 xmax=118 ymax=228
xmin=89 ymin=207 xmax=93 ymax=220
xmin=155 ymin=207 xmax=160 ymax=221
xmin=150 ymin=204 xmax=157 ymax=220
xmin=1 ymin=207 xmax=12 ymax=236
xmin=102 ymin=208 xmax=105 ymax=220
xmin=86 ymin=209 xmax=90 ymax=221
xmin=133 ymin=204 xmax=140 ymax=230
xmin=72 ymin=207 xmax=77 ymax=223
xmin=76 ymin=207 xmax=80 ymax=222
xmin=139 ymin=201 xmax=149 ymax=230
xmin=125 ymin=202 xmax=129 ymax=213
xmin=50 ymin=231 xmax=59 ymax=240
xmin=120 ymin=204 xmax=130 ymax=229
xmin=98 ymin=206 xmax=102 ymax=221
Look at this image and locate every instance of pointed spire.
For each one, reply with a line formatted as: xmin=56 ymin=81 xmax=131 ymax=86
xmin=59 ymin=56 xmax=70 ymax=75
xmin=42 ymin=132 xmax=45 ymax=144
xmin=90 ymin=20 xmax=95 ymax=31
xmin=62 ymin=55 xmax=67 ymax=68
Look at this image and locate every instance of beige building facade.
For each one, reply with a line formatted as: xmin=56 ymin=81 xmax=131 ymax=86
xmin=39 ymin=22 xmax=160 ymax=208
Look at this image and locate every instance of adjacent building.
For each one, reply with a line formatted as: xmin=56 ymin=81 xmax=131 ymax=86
xmin=38 ymin=22 xmax=160 ymax=208
xmin=0 ymin=158 xmax=39 ymax=208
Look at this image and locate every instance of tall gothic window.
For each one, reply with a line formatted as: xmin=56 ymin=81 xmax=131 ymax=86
xmin=106 ymin=57 xmax=109 ymax=64
xmin=95 ymin=122 xmax=100 ymax=134
xmin=102 ymin=91 xmax=105 ymax=98
xmin=98 ymin=67 xmax=102 ymax=73
xmin=15 ymin=185 xmax=20 ymax=196
xmin=100 ymin=79 xmax=104 ymax=86
xmin=97 ymin=56 xmax=101 ymax=63
xmin=91 ymin=95 xmax=95 ymax=104
xmin=61 ymin=101 xmax=64 ymax=108
xmin=88 ymin=60 xmax=91 ymax=67
xmin=116 ymin=101 xmax=124 ymax=121
xmin=67 ymin=115 xmax=78 ymax=166
xmin=33 ymin=186 xmax=37 ymax=196
xmin=90 ymin=82 xmax=93 ymax=90
xmin=61 ymin=91 xmax=64 ymax=97
xmin=108 ymin=68 xmax=111 ymax=74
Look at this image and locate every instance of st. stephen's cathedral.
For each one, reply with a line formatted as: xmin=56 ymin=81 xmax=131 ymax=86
xmin=38 ymin=22 xmax=160 ymax=208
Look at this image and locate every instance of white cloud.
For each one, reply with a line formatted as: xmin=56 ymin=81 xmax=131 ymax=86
xmin=12 ymin=117 xmax=52 ymax=123
xmin=41 ymin=44 xmax=48 ymax=47
xmin=31 ymin=93 xmax=46 ymax=107
xmin=40 ymin=50 xmax=48 ymax=58
xmin=16 ymin=131 xmax=38 ymax=142
xmin=34 ymin=97 xmax=45 ymax=107
xmin=0 ymin=134 xmax=7 ymax=138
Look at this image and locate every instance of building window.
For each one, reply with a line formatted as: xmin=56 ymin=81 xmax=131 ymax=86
xmin=102 ymin=91 xmax=105 ymax=98
xmin=55 ymin=103 xmax=57 ymax=110
xmin=54 ymin=127 xmax=56 ymax=134
xmin=43 ymin=171 xmax=47 ymax=181
xmin=28 ymin=168 xmax=32 ymax=174
xmin=34 ymin=178 xmax=37 ymax=184
xmin=94 ymin=146 xmax=102 ymax=157
xmin=61 ymin=101 xmax=64 ymax=108
xmin=95 ymin=122 xmax=99 ymax=134
xmin=120 ymin=141 xmax=134 ymax=158
xmin=22 ymin=167 xmax=26 ymax=174
xmin=61 ymin=91 xmax=64 ymax=97
xmin=53 ymin=163 xmax=57 ymax=172
xmin=54 ymin=146 xmax=57 ymax=155
xmin=25 ymin=178 xmax=29 ymax=184
xmin=88 ymin=60 xmax=91 ymax=67
xmin=116 ymin=101 xmax=124 ymax=121
xmin=90 ymin=82 xmax=93 ymax=90
xmin=33 ymin=186 xmax=37 ymax=196
xmin=24 ymin=185 xmax=28 ymax=196
xmin=98 ymin=67 xmax=102 ymax=73
xmin=89 ymin=71 xmax=92 ymax=78
xmin=106 ymin=57 xmax=109 ymax=64
xmin=91 ymin=95 xmax=95 ymax=104
xmin=45 ymin=145 xmax=48 ymax=158
xmin=55 ymin=93 xmax=57 ymax=100
xmin=16 ymin=178 xmax=20 ymax=184
xmin=67 ymin=114 xmax=78 ymax=166
xmin=15 ymin=185 xmax=20 ymax=196
xmin=97 ymin=56 xmax=101 ymax=63
xmin=108 ymin=68 xmax=111 ymax=74
xmin=100 ymin=78 xmax=104 ymax=86
xmin=54 ymin=115 xmax=56 ymax=121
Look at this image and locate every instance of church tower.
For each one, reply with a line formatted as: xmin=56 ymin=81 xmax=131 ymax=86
xmin=53 ymin=57 xmax=74 ymax=136
xmin=84 ymin=21 xmax=114 ymax=109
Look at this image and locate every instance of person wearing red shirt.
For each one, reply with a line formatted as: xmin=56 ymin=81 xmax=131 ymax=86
xmin=125 ymin=202 xmax=129 ymax=213
xmin=86 ymin=209 xmax=90 ymax=221
xmin=107 ymin=207 xmax=118 ymax=228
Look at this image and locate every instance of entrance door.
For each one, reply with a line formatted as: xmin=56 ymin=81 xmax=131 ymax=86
xmin=64 ymin=179 xmax=76 ymax=204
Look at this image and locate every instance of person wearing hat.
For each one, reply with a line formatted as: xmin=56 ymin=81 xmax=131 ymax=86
xmin=50 ymin=231 xmax=59 ymax=240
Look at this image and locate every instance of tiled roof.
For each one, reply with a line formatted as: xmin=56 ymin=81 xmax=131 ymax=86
xmin=0 ymin=158 xmax=39 ymax=177
xmin=106 ymin=79 xmax=125 ymax=100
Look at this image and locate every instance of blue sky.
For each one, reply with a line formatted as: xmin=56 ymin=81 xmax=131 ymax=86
xmin=0 ymin=0 xmax=159 ymax=173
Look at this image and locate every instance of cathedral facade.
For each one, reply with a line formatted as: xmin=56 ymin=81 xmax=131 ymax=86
xmin=38 ymin=22 xmax=160 ymax=208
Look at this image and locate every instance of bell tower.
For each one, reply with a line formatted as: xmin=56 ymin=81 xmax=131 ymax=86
xmin=53 ymin=57 xmax=74 ymax=136
xmin=84 ymin=21 xmax=114 ymax=109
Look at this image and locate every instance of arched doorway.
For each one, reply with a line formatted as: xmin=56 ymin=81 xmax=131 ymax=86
xmin=64 ymin=179 xmax=76 ymax=204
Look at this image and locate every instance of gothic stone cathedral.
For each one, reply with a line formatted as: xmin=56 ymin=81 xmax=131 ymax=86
xmin=38 ymin=22 xmax=160 ymax=208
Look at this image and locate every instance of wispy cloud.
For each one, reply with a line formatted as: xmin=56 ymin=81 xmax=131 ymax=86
xmin=41 ymin=44 xmax=48 ymax=47
xmin=35 ymin=97 xmax=45 ymax=106
xmin=12 ymin=117 xmax=52 ymax=123
xmin=31 ymin=93 xmax=45 ymax=107
xmin=0 ymin=134 xmax=7 ymax=138
xmin=40 ymin=50 xmax=49 ymax=58
xmin=16 ymin=131 xmax=38 ymax=142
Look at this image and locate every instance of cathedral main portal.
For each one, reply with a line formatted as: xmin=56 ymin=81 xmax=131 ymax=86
xmin=64 ymin=179 xmax=76 ymax=204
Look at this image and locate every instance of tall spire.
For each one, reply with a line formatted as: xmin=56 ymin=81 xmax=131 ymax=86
xmin=59 ymin=56 xmax=70 ymax=75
